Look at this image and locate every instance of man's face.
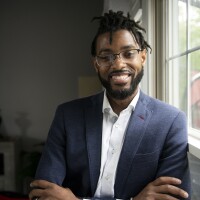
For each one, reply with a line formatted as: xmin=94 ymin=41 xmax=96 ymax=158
xmin=93 ymin=29 xmax=147 ymax=100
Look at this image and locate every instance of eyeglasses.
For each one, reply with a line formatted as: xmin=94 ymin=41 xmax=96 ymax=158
xmin=96 ymin=48 xmax=142 ymax=68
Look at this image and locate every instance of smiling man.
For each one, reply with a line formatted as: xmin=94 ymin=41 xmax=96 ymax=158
xmin=93 ymin=29 xmax=146 ymax=115
xmin=29 ymin=10 xmax=191 ymax=200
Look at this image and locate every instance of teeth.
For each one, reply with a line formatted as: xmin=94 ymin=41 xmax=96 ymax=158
xmin=112 ymin=75 xmax=129 ymax=80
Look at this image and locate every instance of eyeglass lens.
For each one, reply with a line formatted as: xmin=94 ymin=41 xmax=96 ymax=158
xmin=96 ymin=49 xmax=140 ymax=67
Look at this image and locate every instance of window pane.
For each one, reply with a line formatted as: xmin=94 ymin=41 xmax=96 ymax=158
xmin=168 ymin=56 xmax=187 ymax=112
xmin=178 ymin=0 xmax=187 ymax=53
xmin=189 ymin=50 xmax=200 ymax=130
xmin=169 ymin=1 xmax=187 ymax=57
xmin=189 ymin=0 xmax=200 ymax=49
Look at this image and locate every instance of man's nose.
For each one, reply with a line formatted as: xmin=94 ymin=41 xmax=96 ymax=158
xmin=111 ymin=54 xmax=125 ymax=68
xmin=112 ymin=54 xmax=121 ymax=62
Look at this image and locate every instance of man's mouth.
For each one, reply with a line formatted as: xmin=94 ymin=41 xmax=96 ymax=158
xmin=109 ymin=71 xmax=132 ymax=85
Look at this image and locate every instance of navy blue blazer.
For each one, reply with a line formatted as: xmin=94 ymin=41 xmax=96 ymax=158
xmin=35 ymin=91 xmax=191 ymax=199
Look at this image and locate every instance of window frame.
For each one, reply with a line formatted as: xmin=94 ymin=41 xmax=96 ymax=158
xmin=141 ymin=0 xmax=200 ymax=159
xmin=165 ymin=0 xmax=200 ymax=158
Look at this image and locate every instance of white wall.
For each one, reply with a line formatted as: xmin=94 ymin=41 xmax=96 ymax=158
xmin=0 ymin=0 xmax=103 ymax=149
xmin=103 ymin=0 xmax=131 ymax=13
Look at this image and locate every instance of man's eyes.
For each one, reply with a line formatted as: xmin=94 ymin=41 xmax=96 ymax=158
xmin=98 ymin=50 xmax=136 ymax=60
xmin=98 ymin=55 xmax=111 ymax=60
xmin=123 ymin=50 xmax=136 ymax=58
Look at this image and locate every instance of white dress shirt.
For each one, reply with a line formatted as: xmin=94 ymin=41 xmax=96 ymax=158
xmin=94 ymin=90 xmax=140 ymax=198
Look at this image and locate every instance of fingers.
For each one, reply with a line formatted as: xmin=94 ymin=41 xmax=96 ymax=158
xmin=134 ymin=176 xmax=189 ymax=200
xmin=29 ymin=180 xmax=78 ymax=200
xmin=152 ymin=193 xmax=179 ymax=200
xmin=155 ymin=184 xmax=189 ymax=199
xmin=30 ymin=179 xmax=54 ymax=189
xmin=152 ymin=177 xmax=188 ymax=199
xmin=29 ymin=180 xmax=53 ymax=200
xmin=153 ymin=176 xmax=181 ymax=186
xmin=29 ymin=188 xmax=43 ymax=200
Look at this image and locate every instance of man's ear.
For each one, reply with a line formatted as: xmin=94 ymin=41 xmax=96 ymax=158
xmin=92 ymin=57 xmax=98 ymax=72
xmin=141 ymin=49 xmax=147 ymax=65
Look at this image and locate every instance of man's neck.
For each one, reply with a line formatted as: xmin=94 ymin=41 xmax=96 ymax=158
xmin=107 ymin=88 xmax=138 ymax=115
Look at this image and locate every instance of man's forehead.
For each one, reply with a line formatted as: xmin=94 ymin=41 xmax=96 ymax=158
xmin=96 ymin=30 xmax=139 ymax=50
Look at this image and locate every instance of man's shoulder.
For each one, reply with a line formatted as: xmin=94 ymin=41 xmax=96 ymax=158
xmin=139 ymin=91 xmax=185 ymax=116
xmin=58 ymin=91 xmax=104 ymax=110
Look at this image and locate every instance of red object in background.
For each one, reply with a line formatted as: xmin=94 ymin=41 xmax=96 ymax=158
xmin=0 ymin=195 xmax=28 ymax=200
xmin=0 ymin=192 xmax=29 ymax=200
xmin=191 ymin=71 xmax=200 ymax=129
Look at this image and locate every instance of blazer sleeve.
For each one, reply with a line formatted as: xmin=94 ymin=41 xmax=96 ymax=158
xmin=34 ymin=105 xmax=67 ymax=185
xmin=155 ymin=110 xmax=191 ymax=199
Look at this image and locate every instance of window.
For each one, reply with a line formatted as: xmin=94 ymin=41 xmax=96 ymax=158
xmin=166 ymin=0 xmax=200 ymax=139
xmin=165 ymin=2 xmax=200 ymax=198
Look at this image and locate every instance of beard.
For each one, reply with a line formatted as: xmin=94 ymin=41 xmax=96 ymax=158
xmin=98 ymin=67 xmax=144 ymax=100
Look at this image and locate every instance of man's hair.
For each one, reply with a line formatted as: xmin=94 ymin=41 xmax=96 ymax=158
xmin=91 ymin=10 xmax=152 ymax=56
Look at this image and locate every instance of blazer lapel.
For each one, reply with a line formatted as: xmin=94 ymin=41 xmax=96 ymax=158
xmin=115 ymin=93 xmax=152 ymax=196
xmin=85 ymin=93 xmax=104 ymax=195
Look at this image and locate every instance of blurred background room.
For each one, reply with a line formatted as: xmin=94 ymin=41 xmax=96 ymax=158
xmin=0 ymin=0 xmax=200 ymax=199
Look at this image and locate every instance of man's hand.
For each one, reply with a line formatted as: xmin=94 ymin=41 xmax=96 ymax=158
xmin=29 ymin=180 xmax=80 ymax=200
xmin=132 ymin=177 xmax=189 ymax=200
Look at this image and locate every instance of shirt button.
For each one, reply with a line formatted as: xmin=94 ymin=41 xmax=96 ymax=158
xmin=115 ymin=124 xmax=119 ymax=128
xmin=105 ymin=175 xmax=110 ymax=180
xmin=112 ymin=148 xmax=117 ymax=154
xmin=112 ymin=149 xmax=114 ymax=154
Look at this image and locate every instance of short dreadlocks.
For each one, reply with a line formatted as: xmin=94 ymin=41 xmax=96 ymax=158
xmin=91 ymin=10 xmax=152 ymax=56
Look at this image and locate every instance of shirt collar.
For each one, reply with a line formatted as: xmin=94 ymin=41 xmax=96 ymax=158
xmin=102 ymin=89 xmax=140 ymax=114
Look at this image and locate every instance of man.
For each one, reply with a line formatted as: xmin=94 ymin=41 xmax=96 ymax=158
xmin=29 ymin=10 xmax=191 ymax=200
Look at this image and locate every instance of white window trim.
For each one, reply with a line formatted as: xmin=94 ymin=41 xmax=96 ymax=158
xmin=145 ymin=0 xmax=200 ymax=159
xmin=188 ymin=128 xmax=200 ymax=159
xmin=166 ymin=0 xmax=200 ymax=159
xmin=188 ymin=134 xmax=200 ymax=159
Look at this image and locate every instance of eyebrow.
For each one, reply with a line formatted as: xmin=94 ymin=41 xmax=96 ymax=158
xmin=98 ymin=49 xmax=112 ymax=54
xmin=120 ymin=45 xmax=138 ymax=50
xmin=98 ymin=45 xmax=138 ymax=55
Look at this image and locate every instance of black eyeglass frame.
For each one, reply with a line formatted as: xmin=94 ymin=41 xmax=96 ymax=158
xmin=95 ymin=48 xmax=142 ymax=67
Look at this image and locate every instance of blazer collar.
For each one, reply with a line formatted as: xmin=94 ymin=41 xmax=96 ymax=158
xmin=114 ymin=92 xmax=152 ymax=196
xmin=84 ymin=92 xmax=104 ymax=195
